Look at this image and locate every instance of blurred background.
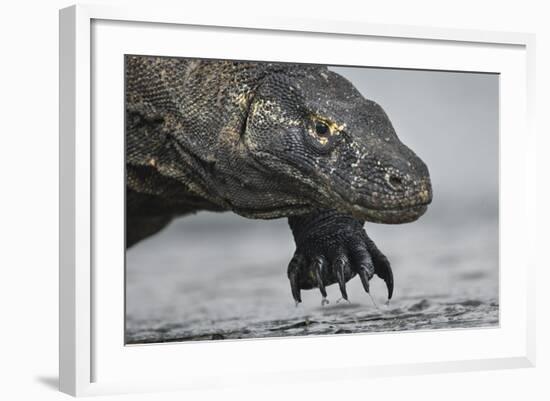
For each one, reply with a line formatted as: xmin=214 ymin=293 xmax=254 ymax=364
xmin=126 ymin=65 xmax=499 ymax=344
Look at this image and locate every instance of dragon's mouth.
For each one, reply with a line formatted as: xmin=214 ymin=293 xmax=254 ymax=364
xmin=328 ymin=182 xmax=431 ymax=224
xmin=348 ymin=203 xmax=429 ymax=224
xmin=324 ymin=172 xmax=432 ymax=224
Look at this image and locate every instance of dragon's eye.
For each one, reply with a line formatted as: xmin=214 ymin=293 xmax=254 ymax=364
xmin=315 ymin=121 xmax=330 ymax=137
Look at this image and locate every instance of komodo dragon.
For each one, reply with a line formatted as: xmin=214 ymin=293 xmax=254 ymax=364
xmin=126 ymin=55 xmax=433 ymax=305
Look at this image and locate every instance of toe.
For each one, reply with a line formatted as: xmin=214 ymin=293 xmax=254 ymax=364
xmin=332 ymin=254 xmax=351 ymax=301
xmin=311 ymin=255 xmax=328 ymax=298
xmin=349 ymin=245 xmax=375 ymax=296
xmin=364 ymin=237 xmax=394 ymax=300
xmin=377 ymin=257 xmax=394 ymax=300
xmin=287 ymin=252 xmax=306 ymax=304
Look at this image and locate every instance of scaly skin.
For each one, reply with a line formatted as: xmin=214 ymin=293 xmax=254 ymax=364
xmin=125 ymin=55 xmax=432 ymax=304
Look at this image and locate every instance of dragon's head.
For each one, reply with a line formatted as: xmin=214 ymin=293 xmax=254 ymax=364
xmin=232 ymin=64 xmax=432 ymax=223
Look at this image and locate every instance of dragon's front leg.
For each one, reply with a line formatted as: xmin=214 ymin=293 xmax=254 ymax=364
xmin=287 ymin=210 xmax=393 ymax=305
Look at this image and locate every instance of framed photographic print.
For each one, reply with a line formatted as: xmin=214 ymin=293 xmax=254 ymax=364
xmin=59 ymin=4 xmax=536 ymax=396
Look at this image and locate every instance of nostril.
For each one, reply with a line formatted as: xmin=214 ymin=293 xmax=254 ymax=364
xmin=387 ymin=174 xmax=403 ymax=189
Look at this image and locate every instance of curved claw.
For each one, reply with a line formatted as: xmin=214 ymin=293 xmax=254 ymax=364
xmin=383 ymin=262 xmax=394 ymax=300
xmin=334 ymin=257 xmax=349 ymax=301
xmin=350 ymin=246 xmax=374 ymax=296
xmin=287 ymin=253 xmax=304 ymax=304
xmin=365 ymin=237 xmax=394 ymax=300
xmin=313 ymin=256 xmax=328 ymax=298
xmin=372 ymin=252 xmax=393 ymax=299
xmin=289 ymin=270 xmax=301 ymax=305
xmin=358 ymin=268 xmax=370 ymax=294
xmin=373 ymin=254 xmax=393 ymax=300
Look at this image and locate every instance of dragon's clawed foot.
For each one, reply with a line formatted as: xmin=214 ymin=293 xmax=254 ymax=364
xmin=287 ymin=215 xmax=393 ymax=305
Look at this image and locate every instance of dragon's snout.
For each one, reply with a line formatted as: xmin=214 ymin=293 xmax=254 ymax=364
xmin=380 ymin=167 xmax=432 ymax=207
xmin=334 ymin=146 xmax=433 ymax=224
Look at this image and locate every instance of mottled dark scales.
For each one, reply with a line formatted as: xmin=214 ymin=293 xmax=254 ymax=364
xmin=126 ymin=56 xmax=432 ymax=305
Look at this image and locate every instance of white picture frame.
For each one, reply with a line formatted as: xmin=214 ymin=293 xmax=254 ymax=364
xmin=59 ymin=4 xmax=536 ymax=397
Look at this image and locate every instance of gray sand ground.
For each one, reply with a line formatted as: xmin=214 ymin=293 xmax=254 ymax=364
xmin=126 ymin=207 xmax=498 ymax=344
